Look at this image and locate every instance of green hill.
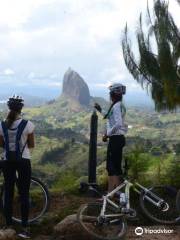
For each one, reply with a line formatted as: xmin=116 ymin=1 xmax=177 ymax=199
xmin=1 ymin=95 xmax=180 ymax=190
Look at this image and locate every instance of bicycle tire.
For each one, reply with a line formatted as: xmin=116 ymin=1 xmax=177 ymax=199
xmin=77 ymin=202 xmax=127 ymax=240
xmin=9 ymin=177 xmax=50 ymax=224
xmin=176 ymin=189 xmax=180 ymax=214
xmin=139 ymin=185 xmax=178 ymax=224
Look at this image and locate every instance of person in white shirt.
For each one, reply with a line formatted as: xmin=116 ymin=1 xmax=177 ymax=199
xmin=95 ymin=83 xmax=127 ymax=192
xmin=0 ymin=95 xmax=35 ymax=239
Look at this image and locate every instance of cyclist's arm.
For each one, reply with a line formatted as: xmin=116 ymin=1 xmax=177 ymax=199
xmin=27 ymin=132 xmax=35 ymax=148
xmin=0 ymin=135 xmax=4 ymax=148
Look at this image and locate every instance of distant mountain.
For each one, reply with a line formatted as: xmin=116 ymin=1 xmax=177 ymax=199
xmin=62 ymin=68 xmax=91 ymax=106
xmin=22 ymin=69 xmax=156 ymax=137
xmin=0 ymin=67 xmax=154 ymax=109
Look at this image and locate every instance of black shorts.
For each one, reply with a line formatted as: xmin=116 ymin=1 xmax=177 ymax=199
xmin=107 ymin=135 xmax=125 ymax=176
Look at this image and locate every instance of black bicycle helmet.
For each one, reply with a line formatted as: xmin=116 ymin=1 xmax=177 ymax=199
xmin=109 ymin=83 xmax=126 ymax=95
xmin=7 ymin=95 xmax=24 ymax=111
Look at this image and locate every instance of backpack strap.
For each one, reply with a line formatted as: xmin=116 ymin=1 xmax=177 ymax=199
xmin=1 ymin=121 xmax=9 ymax=160
xmin=120 ymin=102 xmax=126 ymax=118
xmin=1 ymin=120 xmax=28 ymax=160
xmin=15 ymin=119 xmax=28 ymax=160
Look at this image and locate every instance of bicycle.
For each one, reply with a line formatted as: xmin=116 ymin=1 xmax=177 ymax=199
xmin=77 ymin=179 xmax=180 ymax=240
xmin=0 ymin=169 xmax=50 ymax=225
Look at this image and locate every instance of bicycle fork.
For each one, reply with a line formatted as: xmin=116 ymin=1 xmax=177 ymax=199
xmin=134 ymin=183 xmax=169 ymax=211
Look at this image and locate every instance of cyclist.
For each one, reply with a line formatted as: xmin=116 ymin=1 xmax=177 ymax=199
xmin=95 ymin=83 xmax=127 ymax=192
xmin=0 ymin=95 xmax=35 ymax=239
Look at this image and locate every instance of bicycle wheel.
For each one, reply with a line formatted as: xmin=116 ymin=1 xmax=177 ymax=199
xmin=140 ymin=185 xmax=178 ymax=224
xmin=77 ymin=202 xmax=127 ymax=240
xmin=176 ymin=189 xmax=180 ymax=214
xmin=12 ymin=177 xmax=50 ymax=223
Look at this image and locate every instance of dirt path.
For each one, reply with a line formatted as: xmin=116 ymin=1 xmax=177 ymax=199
xmin=28 ymin=193 xmax=180 ymax=239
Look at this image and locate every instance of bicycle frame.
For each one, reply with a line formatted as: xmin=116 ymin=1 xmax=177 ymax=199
xmin=100 ymin=179 xmax=168 ymax=218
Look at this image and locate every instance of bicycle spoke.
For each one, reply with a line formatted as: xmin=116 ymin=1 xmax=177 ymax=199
xmin=77 ymin=203 xmax=127 ymax=240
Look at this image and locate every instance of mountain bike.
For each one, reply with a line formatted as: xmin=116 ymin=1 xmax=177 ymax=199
xmin=0 ymin=170 xmax=50 ymax=224
xmin=77 ymin=180 xmax=180 ymax=240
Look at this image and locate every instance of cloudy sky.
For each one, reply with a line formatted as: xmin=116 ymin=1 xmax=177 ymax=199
xmin=0 ymin=0 xmax=179 ymax=102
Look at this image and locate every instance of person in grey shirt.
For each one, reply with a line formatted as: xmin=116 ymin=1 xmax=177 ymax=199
xmin=95 ymin=83 xmax=127 ymax=192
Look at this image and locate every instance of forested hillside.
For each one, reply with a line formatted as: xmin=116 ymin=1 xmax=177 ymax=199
xmin=3 ymin=97 xmax=177 ymax=190
xmin=0 ymin=68 xmax=180 ymax=191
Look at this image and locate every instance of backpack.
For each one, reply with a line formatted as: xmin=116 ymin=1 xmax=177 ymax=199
xmin=1 ymin=119 xmax=28 ymax=161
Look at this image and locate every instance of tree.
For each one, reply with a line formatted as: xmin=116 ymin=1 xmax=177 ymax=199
xmin=124 ymin=144 xmax=150 ymax=180
xmin=122 ymin=0 xmax=180 ymax=111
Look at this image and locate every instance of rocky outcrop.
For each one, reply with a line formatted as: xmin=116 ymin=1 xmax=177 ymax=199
xmin=0 ymin=229 xmax=16 ymax=240
xmin=54 ymin=216 xmax=180 ymax=240
xmin=54 ymin=214 xmax=94 ymax=240
xmin=62 ymin=68 xmax=90 ymax=106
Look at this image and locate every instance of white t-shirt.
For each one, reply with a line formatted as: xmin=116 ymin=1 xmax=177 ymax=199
xmin=0 ymin=119 xmax=35 ymax=160
xmin=106 ymin=102 xmax=128 ymax=136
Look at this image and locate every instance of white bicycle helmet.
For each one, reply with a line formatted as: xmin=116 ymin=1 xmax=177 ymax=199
xmin=109 ymin=83 xmax=126 ymax=95
xmin=7 ymin=95 xmax=24 ymax=111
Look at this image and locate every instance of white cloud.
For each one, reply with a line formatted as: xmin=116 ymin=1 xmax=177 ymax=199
xmin=96 ymin=66 xmax=142 ymax=92
xmin=0 ymin=0 xmax=179 ymax=97
xmin=50 ymin=73 xmax=59 ymax=79
xmin=0 ymin=0 xmax=151 ymax=53
xmin=16 ymin=77 xmax=61 ymax=88
xmin=28 ymin=72 xmax=35 ymax=79
xmin=91 ymin=81 xmax=112 ymax=89
xmin=2 ymin=68 xmax=15 ymax=75
xmin=0 ymin=0 xmax=57 ymax=29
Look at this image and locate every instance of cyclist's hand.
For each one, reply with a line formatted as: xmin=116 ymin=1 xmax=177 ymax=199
xmin=94 ymin=103 xmax=102 ymax=113
xmin=102 ymin=134 xmax=108 ymax=142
